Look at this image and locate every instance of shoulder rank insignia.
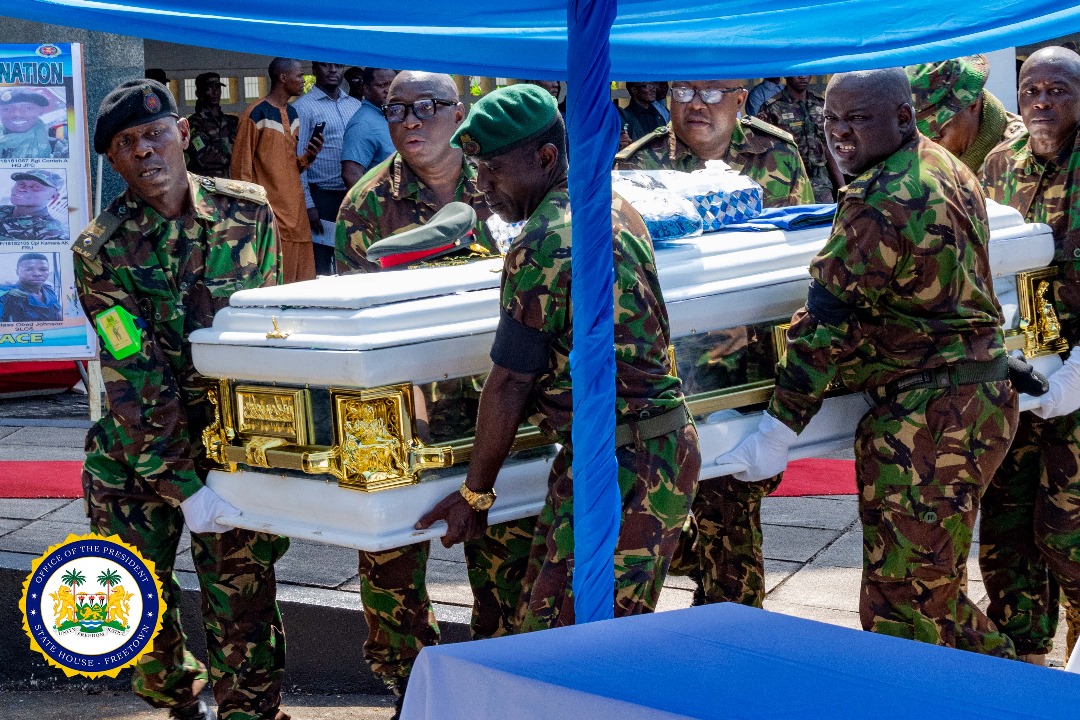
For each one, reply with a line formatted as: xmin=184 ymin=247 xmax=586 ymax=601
xmin=72 ymin=211 xmax=124 ymax=260
xmin=615 ymin=124 xmax=670 ymax=162
xmin=741 ymin=116 xmax=796 ymax=146
xmin=210 ymin=176 xmax=268 ymax=205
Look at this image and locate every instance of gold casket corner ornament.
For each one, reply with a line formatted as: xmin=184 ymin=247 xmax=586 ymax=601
xmin=1017 ymin=267 xmax=1069 ymax=357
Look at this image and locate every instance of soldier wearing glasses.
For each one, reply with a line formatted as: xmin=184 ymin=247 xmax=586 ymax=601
xmin=334 ymin=71 xmax=532 ymax=719
xmin=616 ymin=80 xmax=814 ymax=612
xmin=616 ymin=79 xmax=814 ymax=207
xmin=335 ymin=72 xmax=499 ymax=272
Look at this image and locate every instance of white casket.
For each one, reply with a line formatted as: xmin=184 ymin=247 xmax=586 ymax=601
xmin=190 ymin=201 xmax=1061 ymax=551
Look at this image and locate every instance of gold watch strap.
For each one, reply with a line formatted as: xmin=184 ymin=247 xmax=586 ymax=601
xmin=459 ymin=482 xmax=496 ymax=510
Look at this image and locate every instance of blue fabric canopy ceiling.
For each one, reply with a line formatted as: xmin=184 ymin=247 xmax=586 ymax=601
xmin=2 ymin=1 xmax=1080 ymax=79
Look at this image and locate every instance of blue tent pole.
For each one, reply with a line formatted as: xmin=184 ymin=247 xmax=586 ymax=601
xmin=566 ymin=0 xmax=620 ymax=624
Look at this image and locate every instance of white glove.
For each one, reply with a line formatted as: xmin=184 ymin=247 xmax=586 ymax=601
xmin=1033 ymin=346 xmax=1080 ymax=420
xmin=180 ymin=486 xmax=241 ymax=534
xmin=715 ymin=412 xmax=798 ymax=482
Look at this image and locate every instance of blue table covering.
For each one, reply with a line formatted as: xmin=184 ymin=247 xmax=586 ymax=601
xmin=403 ymin=603 xmax=1080 ymax=719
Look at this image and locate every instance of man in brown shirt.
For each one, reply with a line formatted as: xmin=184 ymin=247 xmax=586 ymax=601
xmin=232 ymin=58 xmax=321 ymax=282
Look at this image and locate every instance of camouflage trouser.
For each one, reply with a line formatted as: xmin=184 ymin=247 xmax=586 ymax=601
xmin=356 ymin=517 xmax=535 ymax=691
xmin=516 ymin=424 xmax=701 ymax=632
xmin=856 ymin=380 xmax=1017 ymax=658
xmin=808 ymin=165 xmax=835 ymax=204
xmin=669 ymin=472 xmax=781 ymax=607
xmin=84 ymin=456 xmax=289 ymax=720
xmin=980 ymin=408 xmax=1080 ymax=655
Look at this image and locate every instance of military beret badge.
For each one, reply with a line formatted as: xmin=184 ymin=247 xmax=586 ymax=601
xmin=458 ymin=133 xmax=481 ymax=157
xmin=143 ymin=85 xmax=161 ymax=113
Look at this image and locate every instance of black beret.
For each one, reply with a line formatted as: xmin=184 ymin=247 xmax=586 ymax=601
xmin=94 ymin=79 xmax=179 ymax=153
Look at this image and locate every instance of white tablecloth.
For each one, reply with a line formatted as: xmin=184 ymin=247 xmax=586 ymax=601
xmin=403 ymin=603 xmax=1080 ymax=719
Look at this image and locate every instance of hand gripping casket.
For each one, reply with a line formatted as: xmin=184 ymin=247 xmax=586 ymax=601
xmin=189 ymin=201 xmax=1061 ymax=551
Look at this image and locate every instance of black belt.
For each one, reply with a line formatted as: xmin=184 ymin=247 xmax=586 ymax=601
xmin=614 ymin=402 xmax=691 ymax=447
xmin=867 ymin=356 xmax=1009 ymax=403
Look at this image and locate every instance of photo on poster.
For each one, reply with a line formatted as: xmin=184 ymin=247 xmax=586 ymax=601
xmin=0 ymin=250 xmax=64 ymax=324
xmin=0 ymin=167 xmax=67 ymax=242
xmin=0 ymin=85 xmax=68 ymax=159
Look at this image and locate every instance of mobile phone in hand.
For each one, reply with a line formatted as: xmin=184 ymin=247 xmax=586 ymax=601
xmin=312 ymin=121 xmax=326 ymax=143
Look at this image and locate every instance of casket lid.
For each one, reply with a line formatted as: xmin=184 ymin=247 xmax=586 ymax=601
xmin=228 ymin=257 xmax=504 ymax=310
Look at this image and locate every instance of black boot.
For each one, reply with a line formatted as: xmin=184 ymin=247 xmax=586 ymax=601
xmin=389 ymin=676 xmax=409 ymax=720
xmin=170 ymin=699 xmax=216 ymax=720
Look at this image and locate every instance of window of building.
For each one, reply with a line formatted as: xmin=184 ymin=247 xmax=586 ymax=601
xmin=183 ymin=78 xmax=197 ymax=106
xmin=244 ymin=76 xmax=263 ymax=100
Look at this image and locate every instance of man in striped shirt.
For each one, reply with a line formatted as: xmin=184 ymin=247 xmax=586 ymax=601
xmin=294 ymin=61 xmax=362 ymax=275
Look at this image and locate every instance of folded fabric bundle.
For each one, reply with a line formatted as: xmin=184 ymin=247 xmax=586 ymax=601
xmin=611 ymin=175 xmax=703 ymax=241
xmin=723 ymin=203 xmax=837 ymax=232
xmin=612 ymin=166 xmax=765 ymax=241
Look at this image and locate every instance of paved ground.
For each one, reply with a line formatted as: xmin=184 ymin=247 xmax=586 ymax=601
xmin=0 ymin=390 xmax=1070 ymax=717
xmin=1 ymin=689 xmax=397 ymax=720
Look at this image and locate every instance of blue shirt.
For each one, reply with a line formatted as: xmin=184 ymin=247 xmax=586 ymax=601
xmin=745 ymin=79 xmax=783 ymax=117
xmin=341 ymin=99 xmax=394 ymax=173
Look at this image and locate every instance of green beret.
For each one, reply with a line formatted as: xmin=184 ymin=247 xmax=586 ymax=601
xmin=906 ymin=55 xmax=989 ymax=138
xmin=451 ymin=84 xmax=558 ymax=159
xmin=94 ymin=79 xmax=178 ymax=153
xmin=11 ymin=170 xmax=63 ymax=190
xmin=366 ymin=202 xmax=479 ymax=268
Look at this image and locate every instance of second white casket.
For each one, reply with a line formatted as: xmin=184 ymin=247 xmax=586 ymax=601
xmin=190 ymin=201 xmax=1061 ymax=551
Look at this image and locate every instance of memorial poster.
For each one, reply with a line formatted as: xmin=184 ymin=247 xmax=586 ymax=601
xmin=0 ymin=43 xmax=95 ymax=359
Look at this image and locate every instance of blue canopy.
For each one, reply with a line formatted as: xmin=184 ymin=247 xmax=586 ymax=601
xmin=2 ymin=1 xmax=1079 ymax=78
xmin=11 ymin=0 xmax=1080 ymax=624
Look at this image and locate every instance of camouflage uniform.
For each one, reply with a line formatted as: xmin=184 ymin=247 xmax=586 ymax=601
xmin=0 ymin=282 xmax=61 ymax=322
xmin=616 ymin=119 xmax=813 ymax=607
xmin=757 ymin=86 xmax=835 ymax=203
xmin=770 ymin=135 xmax=1017 ymax=657
xmin=979 ymin=127 xmax=1080 ymax=656
xmin=186 ymin=105 xmax=240 ymax=178
xmin=0 ymin=204 xmax=66 ymax=241
xmin=504 ymin=185 xmax=701 ymax=631
xmin=906 ymin=55 xmax=1025 ymax=174
xmin=73 ymin=174 xmax=290 ymax=720
xmin=335 ymin=152 xmax=497 ymax=274
xmin=334 ymin=151 xmax=533 ymax=694
xmin=0 ymin=119 xmax=66 ymax=158
xmin=614 ymin=118 xmax=816 ymax=207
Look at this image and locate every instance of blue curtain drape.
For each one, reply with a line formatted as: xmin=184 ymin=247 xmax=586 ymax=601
xmin=567 ymin=0 xmax=620 ymax=623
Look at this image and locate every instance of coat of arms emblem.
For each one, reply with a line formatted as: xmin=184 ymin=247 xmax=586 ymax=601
xmin=20 ymin=533 xmax=164 ymax=678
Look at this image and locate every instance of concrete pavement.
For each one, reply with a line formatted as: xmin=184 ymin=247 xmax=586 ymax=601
xmin=0 ymin=390 xmax=1070 ymax=716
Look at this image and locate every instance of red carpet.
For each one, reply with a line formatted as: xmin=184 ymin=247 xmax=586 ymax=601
xmin=773 ymin=458 xmax=857 ymax=497
xmin=0 ymin=361 xmax=81 ymax=397
xmin=0 ymin=458 xmax=857 ymax=500
xmin=0 ymin=461 xmax=84 ymax=498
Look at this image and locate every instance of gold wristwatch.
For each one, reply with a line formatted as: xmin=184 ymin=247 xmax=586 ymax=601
xmin=459 ymin=482 xmax=496 ymax=511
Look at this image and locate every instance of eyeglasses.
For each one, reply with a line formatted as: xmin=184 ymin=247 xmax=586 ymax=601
xmin=669 ymin=86 xmax=744 ymax=104
xmin=382 ymin=98 xmax=458 ymax=123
